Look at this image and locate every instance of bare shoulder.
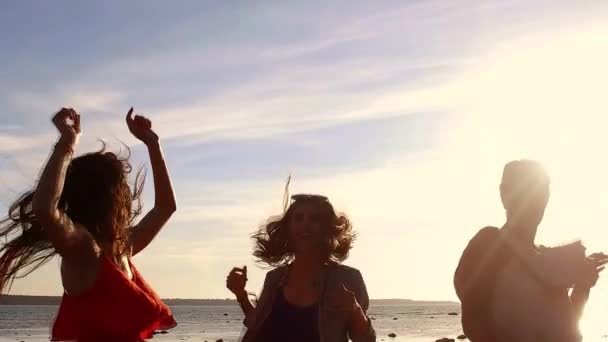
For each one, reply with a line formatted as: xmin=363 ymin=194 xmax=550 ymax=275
xmin=62 ymin=223 xmax=99 ymax=263
xmin=60 ymin=224 xmax=100 ymax=295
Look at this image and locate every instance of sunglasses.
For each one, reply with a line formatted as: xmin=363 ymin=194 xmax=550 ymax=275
xmin=290 ymin=194 xmax=329 ymax=203
xmin=283 ymin=193 xmax=329 ymax=213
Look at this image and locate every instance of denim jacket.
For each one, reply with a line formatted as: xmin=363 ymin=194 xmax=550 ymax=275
xmin=240 ymin=264 xmax=376 ymax=342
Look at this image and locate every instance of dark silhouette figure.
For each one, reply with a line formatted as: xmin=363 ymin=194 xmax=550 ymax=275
xmin=227 ymin=194 xmax=375 ymax=342
xmin=0 ymin=108 xmax=177 ymax=341
xmin=454 ymin=160 xmax=607 ymax=342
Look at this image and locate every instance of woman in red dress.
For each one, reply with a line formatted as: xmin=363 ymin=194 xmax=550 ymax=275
xmin=0 ymin=107 xmax=177 ymax=341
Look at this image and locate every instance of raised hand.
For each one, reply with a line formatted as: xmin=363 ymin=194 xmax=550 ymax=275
xmin=577 ymin=253 xmax=608 ymax=288
xmin=126 ymin=107 xmax=158 ymax=145
xmin=226 ymin=266 xmax=248 ymax=299
xmin=588 ymin=252 xmax=608 ymax=262
xmin=326 ymin=283 xmax=371 ymax=336
xmin=52 ymin=108 xmax=81 ymax=147
xmin=326 ymin=283 xmax=361 ymax=316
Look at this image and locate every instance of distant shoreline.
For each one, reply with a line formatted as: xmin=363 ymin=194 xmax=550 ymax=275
xmin=0 ymin=295 xmax=457 ymax=306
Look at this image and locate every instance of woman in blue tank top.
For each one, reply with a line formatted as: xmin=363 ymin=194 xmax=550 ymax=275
xmin=227 ymin=194 xmax=375 ymax=342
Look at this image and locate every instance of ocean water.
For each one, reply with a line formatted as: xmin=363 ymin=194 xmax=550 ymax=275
xmin=0 ymin=303 xmax=463 ymax=341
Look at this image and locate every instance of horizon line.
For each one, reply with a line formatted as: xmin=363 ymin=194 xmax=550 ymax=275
xmin=1 ymin=294 xmax=458 ymax=302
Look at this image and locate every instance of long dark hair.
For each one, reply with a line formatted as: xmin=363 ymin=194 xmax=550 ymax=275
xmin=252 ymin=195 xmax=355 ymax=268
xmin=0 ymin=142 xmax=145 ymax=294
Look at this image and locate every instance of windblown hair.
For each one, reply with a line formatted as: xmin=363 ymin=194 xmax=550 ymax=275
xmin=0 ymin=142 xmax=145 ymax=294
xmin=252 ymin=197 xmax=355 ymax=268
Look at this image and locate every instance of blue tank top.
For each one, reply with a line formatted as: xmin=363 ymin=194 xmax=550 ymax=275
xmin=254 ymin=288 xmax=320 ymax=342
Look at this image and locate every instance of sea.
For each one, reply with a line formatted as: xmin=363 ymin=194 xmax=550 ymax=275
xmin=0 ymin=303 xmax=463 ymax=342
xmin=0 ymin=301 xmax=608 ymax=342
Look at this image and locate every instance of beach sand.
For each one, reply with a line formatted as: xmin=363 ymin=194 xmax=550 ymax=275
xmin=0 ymin=333 xmax=464 ymax=342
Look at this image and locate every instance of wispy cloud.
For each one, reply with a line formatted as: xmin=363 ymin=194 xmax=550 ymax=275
xmin=3 ymin=0 xmax=608 ymax=302
xmin=7 ymin=90 xmax=124 ymax=116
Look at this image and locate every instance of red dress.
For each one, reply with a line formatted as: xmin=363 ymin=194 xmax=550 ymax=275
xmin=51 ymin=256 xmax=177 ymax=342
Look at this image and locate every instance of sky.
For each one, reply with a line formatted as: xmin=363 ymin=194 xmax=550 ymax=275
xmin=1 ymin=0 xmax=608 ymax=310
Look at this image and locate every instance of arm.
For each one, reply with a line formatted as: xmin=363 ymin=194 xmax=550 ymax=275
xmin=237 ymin=292 xmax=255 ymax=317
xmin=347 ymin=270 xmax=376 ymax=342
xmin=454 ymin=227 xmax=500 ymax=301
xmin=126 ymin=109 xmax=177 ymax=256
xmin=242 ymin=271 xmax=276 ymax=328
xmin=570 ymin=286 xmax=591 ymax=321
xmin=129 ymin=141 xmax=177 ymax=255
xmin=32 ymin=109 xmax=91 ymax=258
xmin=523 ymin=242 xmax=587 ymax=288
xmin=227 ymin=266 xmax=258 ymax=325
xmin=569 ymin=254 xmax=607 ymax=321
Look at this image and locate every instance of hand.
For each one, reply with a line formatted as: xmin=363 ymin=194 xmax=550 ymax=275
xmin=588 ymin=252 xmax=608 ymax=273
xmin=326 ymin=283 xmax=361 ymax=317
xmin=126 ymin=107 xmax=158 ymax=145
xmin=52 ymin=108 xmax=81 ymax=147
xmin=589 ymin=252 xmax=608 ymax=262
xmin=327 ymin=283 xmax=370 ymax=337
xmin=226 ymin=266 xmax=248 ymax=299
xmin=576 ymin=254 xmax=608 ymax=288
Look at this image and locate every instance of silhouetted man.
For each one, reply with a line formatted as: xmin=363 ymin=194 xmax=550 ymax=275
xmin=454 ymin=160 xmax=607 ymax=342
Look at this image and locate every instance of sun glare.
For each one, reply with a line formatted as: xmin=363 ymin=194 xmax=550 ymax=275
xmin=443 ymin=26 xmax=608 ymax=337
xmin=446 ymin=26 xmax=608 ymax=241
